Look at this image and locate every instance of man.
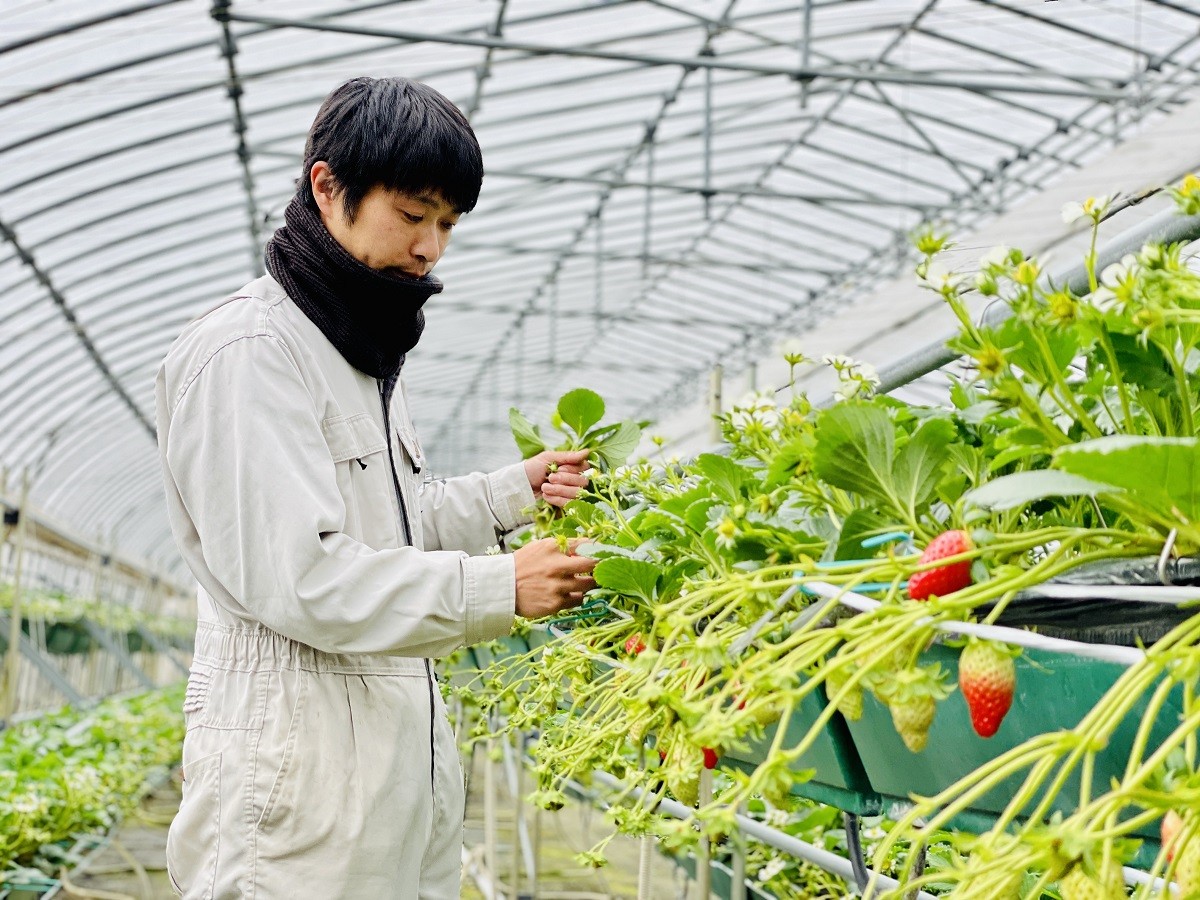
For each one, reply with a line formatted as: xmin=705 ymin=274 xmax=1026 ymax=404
xmin=155 ymin=77 xmax=596 ymax=899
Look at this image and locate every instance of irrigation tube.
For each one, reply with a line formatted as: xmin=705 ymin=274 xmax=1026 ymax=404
xmin=591 ymin=771 xmax=940 ymax=900
xmin=804 ymin=582 xmax=1147 ymax=667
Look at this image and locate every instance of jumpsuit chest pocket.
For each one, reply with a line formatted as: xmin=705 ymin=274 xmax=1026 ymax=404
xmin=321 ymin=413 xmax=396 ymax=548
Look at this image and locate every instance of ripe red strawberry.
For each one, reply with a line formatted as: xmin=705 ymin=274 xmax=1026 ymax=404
xmin=908 ymin=529 xmax=973 ymax=601
xmin=959 ymin=639 xmax=1016 ymax=738
xmin=624 ymin=633 xmax=646 ymax=656
xmin=1163 ymin=809 xmax=1183 ymax=862
xmin=702 ymin=747 xmax=718 ymax=769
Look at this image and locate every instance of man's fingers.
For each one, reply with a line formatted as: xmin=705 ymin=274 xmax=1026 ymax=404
xmin=555 ymin=462 xmax=593 ymax=475
xmin=570 ymin=576 xmax=598 ymax=593
xmin=548 ymin=449 xmax=590 ymax=464
xmin=549 ymin=471 xmax=589 ymax=488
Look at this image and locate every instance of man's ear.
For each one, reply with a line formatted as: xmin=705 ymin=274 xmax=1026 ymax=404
xmin=310 ymin=161 xmax=338 ymax=218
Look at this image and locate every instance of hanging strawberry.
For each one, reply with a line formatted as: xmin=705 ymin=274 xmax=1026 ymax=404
xmin=1058 ymin=858 xmax=1126 ymax=900
xmin=958 ymin=639 xmax=1017 ymax=738
xmin=878 ymin=665 xmax=953 ymax=753
xmin=908 ymin=530 xmax=974 ymax=601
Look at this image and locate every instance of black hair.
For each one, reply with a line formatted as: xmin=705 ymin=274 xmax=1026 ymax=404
xmin=298 ymin=77 xmax=483 ymax=220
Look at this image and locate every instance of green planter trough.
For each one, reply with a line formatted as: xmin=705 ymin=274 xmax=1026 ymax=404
xmin=722 ymin=686 xmax=882 ymax=816
xmin=845 ymin=642 xmax=1181 ymax=851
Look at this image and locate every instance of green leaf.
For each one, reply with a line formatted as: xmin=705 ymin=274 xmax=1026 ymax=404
xmin=833 ymin=508 xmax=890 ymax=561
xmin=893 ymin=418 xmax=954 ymax=515
xmin=694 ymin=453 xmax=747 ymax=502
xmin=684 ymin=498 xmax=717 ymax=533
xmin=593 ymin=420 xmax=641 ymax=469
xmin=593 ymin=557 xmax=660 ymax=603
xmin=557 ymin=388 xmax=606 ymax=437
xmin=764 ymin=435 xmax=813 ymax=488
xmin=1108 ymin=333 xmax=1175 ymax=394
xmin=659 ymin=485 xmax=712 ymax=517
xmin=508 ymin=408 xmax=546 ymax=459
xmin=1054 ymin=435 xmax=1200 ymax=522
xmin=963 ymin=470 xmax=1113 ymax=511
xmin=813 ymin=403 xmax=895 ymax=506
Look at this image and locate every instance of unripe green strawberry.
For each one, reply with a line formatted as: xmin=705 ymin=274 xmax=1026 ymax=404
xmin=878 ymin=665 xmax=952 ymax=753
xmin=889 ymin=693 xmax=936 ymax=752
xmin=1176 ymin=834 xmax=1200 ymax=898
xmin=666 ymin=766 xmax=699 ymax=807
xmin=825 ymin=665 xmax=862 ymax=721
xmin=1059 ymin=859 xmax=1125 ymax=900
xmin=959 ymin=639 xmax=1016 ymax=738
xmin=908 ymin=529 xmax=973 ymax=601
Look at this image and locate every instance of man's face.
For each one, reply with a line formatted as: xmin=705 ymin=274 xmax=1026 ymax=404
xmin=310 ymin=161 xmax=460 ymax=278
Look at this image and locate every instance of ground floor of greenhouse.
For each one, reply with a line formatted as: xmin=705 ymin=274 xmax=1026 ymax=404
xmin=55 ymin=748 xmax=700 ymax=899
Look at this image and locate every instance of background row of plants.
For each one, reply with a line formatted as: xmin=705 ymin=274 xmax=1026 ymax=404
xmin=452 ymin=182 xmax=1200 ymax=898
xmin=0 ymin=685 xmax=185 ymax=883
xmin=0 ymin=583 xmax=195 ymax=653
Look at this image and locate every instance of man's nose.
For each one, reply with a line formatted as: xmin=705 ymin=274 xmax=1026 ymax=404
xmin=412 ymin=224 xmax=442 ymax=267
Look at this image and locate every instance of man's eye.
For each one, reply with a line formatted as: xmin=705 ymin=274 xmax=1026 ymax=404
xmin=403 ymin=212 xmax=423 ymax=223
xmin=441 ymin=221 xmax=457 ymax=231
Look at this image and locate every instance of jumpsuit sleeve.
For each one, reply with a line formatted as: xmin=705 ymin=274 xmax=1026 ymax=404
xmin=159 ymin=333 xmax=514 ymax=656
xmin=418 ymin=464 xmax=535 ymax=554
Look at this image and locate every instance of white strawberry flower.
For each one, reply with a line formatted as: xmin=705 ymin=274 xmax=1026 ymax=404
xmin=980 ymin=244 xmax=1012 ymax=268
xmin=756 ymin=856 xmax=788 ymax=882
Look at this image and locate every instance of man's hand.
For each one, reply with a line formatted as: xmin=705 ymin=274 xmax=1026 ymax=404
xmin=513 ymin=537 xmax=598 ymax=619
xmin=524 ymin=449 xmax=592 ymax=509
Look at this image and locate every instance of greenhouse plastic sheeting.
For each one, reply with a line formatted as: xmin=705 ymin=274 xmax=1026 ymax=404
xmin=1 ymin=0 xmax=1198 ymax=578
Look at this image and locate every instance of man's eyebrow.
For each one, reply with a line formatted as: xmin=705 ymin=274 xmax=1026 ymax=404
xmin=410 ymin=192 xmax=464 ymax=216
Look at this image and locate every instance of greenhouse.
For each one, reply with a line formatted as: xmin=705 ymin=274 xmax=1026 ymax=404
xmin=2 ymin=0 xmax=1200 ymax=897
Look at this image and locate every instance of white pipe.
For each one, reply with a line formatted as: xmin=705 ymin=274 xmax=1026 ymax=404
xmin=805 ymin=582 xmax=1147 ymax=666
xmin=592 ymin=771 xmax=939 ymax=900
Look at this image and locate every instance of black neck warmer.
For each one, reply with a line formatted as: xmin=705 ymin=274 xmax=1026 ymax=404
xmin=265 ymin=195 xmax=442 ymax=380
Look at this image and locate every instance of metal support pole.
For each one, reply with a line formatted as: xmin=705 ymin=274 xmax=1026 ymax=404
xmin=510 ymin=733 xmax=522 ymax=896
xmin=211 ymin=0 xmax=264 ymax=273
xmin=2 ymin=472 xmax=29 ymax=718
xmin=696 ymin=768 xmax=713 ymax=899
xmin=223 ymin=11 xmax=1129 ymax=99
xmin=709 ymin=365 xmax=724 ymax=443
xmin=799 ymin=0 xmax=814 ymax=109
xmin=484 ymin=731 xmax=499 ymax=900
xmin=595 ymin=212 xmax=604 ymax=319
xmin=548 ymin=281 xmax=558 ymax=377
xmin=643 ymin=126 xmax=655 ymax=281
xmin=730 ymin=801 xmax=748 ymax=900
xmin=701 ymin=47 xmax=714 ymax=222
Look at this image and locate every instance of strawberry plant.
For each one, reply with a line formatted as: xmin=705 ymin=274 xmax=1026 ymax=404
xmin=457 ymin=176 xmax=1200 ymax=895
xmin=0 ymin=686 xmax=184 ymax=881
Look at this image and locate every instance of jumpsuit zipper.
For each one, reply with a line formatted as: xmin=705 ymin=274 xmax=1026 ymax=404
xmin=378 ymin=377 xmax=437 ymax=796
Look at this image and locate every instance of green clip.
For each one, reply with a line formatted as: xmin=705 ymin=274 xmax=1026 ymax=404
xmin=547 ymin=597 xmax=611 ymax=627
xmin=861 ymin=531 xmax=912 ymax=549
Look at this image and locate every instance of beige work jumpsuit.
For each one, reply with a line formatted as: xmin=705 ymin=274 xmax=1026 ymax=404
xmin=155 ymin=276 xmax=532 ymax=899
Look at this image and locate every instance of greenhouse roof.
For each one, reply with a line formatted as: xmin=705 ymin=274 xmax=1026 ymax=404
xmin=0 ymin=0 xmax=1196 ymax=579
